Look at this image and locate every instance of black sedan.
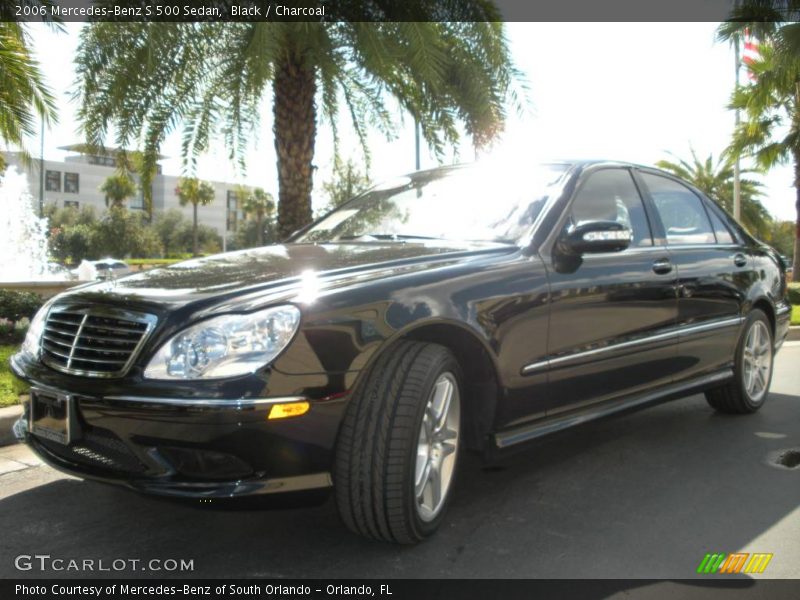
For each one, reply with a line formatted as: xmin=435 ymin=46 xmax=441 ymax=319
xmin=10 ymin=160 xmax=792 ymax=543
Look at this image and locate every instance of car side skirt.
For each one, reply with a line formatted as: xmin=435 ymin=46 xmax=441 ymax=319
xmin=493 ymin=368 xmax=733 ymax=449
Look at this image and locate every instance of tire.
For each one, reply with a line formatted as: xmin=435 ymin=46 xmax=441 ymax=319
xmin=705 ymin=309 xmax=774 ymax=414
xmin=334 ymin=340 xmax=462 ymax=543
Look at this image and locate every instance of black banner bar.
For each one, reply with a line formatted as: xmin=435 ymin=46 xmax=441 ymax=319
xmin=4 ymin=579 xmax=800 ymax=600
xmin=1 ymin=0 xmax=747 ymax=23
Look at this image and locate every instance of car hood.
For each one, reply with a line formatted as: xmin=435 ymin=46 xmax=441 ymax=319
xmin=58 ymin=241 xmax=515 ymax=311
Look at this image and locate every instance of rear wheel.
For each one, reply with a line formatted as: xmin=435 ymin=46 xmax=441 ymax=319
xmin=334 ymin=340 xmax=461 ymax=543
xmin=705 ymin=309 xmax=773 ymax=414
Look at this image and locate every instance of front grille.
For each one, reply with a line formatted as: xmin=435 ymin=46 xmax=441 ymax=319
xmin=41 ymin=307 xmax=157 ymax=377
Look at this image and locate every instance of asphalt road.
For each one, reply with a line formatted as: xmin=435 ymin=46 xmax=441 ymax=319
xmin=1 ymin=345 xmax=798 ymax=581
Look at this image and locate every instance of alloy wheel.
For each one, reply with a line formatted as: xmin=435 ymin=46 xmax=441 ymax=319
xmin=414 ymin=372 xmax=460 ymax=522
xmin=742 ymin=320 xmax=772 ymax=403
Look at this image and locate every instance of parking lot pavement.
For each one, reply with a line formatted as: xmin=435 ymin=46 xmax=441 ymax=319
xmin=1 ymin=344 xmax=798 ymax=581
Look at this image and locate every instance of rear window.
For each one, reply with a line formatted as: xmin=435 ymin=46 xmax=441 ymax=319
xmin=640 ymin=173 xmax=715 ymax=245
xmin=706 ymin=207 xmax=735 ymax=244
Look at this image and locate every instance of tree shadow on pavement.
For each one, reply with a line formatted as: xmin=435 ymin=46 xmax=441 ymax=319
xmin=0 ymin=392 xmax=798 ymax=584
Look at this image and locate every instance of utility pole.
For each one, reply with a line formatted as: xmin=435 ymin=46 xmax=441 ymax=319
xmin=733 ymin=33 xmax=742 ymax=223
xmin=414 ymin=119 xmax=421 ymax=171
xmin=39 ymin=118 xmax=45 ymax=217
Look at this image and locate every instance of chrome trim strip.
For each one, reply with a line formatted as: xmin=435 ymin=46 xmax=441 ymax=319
xmin=103 ymin=395 xmax=308 ymax=408
xmin=676 ymin=317 xmax=743 ymax=337
xmin=66 ymin=314 xmax=89 ymax=368
xmin=521 ymin=359 xmax=549 ymax=374
xmin=521 ymin=316 xmax=743 ymax=375
xmin=776 ymin=304 xmax=791 ymax=316
xmin=6 ymin=358 xmax=307 ymax=410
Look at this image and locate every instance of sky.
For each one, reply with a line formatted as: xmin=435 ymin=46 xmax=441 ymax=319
xmin=15 ymin=21 xmax=797 ymax=221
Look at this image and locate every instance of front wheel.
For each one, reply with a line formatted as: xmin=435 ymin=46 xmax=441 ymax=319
xmin=334 ymin=341 xmax=462 ymax=543
xmin=706 ymin=309 xmax=773 ymax=414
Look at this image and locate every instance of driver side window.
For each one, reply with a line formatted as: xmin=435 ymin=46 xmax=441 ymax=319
xmin=569 ymin=169 xmax=653 ymax=247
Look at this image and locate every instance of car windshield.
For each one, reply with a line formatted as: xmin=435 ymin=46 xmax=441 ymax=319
xmin=298 ymin=163 xmax=570 ymax=244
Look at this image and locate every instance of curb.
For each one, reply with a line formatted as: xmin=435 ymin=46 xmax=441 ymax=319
xmin=0 ymin=404 xmax=23 ymax=447
xmin=789 ymin=326 xmax=800 ymax=342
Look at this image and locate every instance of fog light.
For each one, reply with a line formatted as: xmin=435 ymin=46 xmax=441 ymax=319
xmin=268 ymin=401 xmax=310 ymax=420
xmin=158 ymin=447 xmax=253 ymax=480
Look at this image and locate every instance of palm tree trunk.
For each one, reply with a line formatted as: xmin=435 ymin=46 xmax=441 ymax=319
xmin=143 ymin=182 xmax=153 ymax=222
xmin=794 ymin=154 xmax=800 ymax=278
xmin=274 ymin=55 xmax=316 ymax=240
xmin=257 ymin=212 xmax=264 ymax=246
xmin=192 ymin=202 xmax=199 ymax=256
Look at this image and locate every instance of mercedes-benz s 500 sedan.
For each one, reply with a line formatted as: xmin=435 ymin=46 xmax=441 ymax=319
xmin=10 ymin=161 xmax=792 ymax=543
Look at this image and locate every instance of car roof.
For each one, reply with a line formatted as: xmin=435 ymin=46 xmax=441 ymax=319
xmin=404 ymin=159 xmax=654 ymax=182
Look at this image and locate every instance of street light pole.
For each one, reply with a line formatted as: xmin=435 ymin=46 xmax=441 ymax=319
xmin=733 ymin=34 xmax=742 ymax=223
xmin=39 ymin=118 xmax=45 ymax=217
xmin=414 ymin=119 xmax=421 ymax=171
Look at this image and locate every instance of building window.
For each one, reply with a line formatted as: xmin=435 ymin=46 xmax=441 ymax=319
xmin=64 ymin=172 xmax=79 ymax=194
xmin=64 ymin=200 xmax=79 ymax=209
xmin=227 ymin=190 xmax=239 ymax=231
xmin=129 ymin=191 xmax=145 ymax=211
xmin=45 ymin=170 xmax=61 ymax=192
xmin=87 ymin=155 xmax=117 ymax=167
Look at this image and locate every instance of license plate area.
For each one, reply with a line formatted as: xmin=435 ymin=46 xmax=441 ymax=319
xmin=30 ymin=388 xmax=74 ymax=445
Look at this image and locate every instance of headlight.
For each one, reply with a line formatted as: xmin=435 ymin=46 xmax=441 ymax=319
xmin=143 ymin=305 xmax=301 ymax=380
xmin=21 ymin=301 xmax=52 ymax=359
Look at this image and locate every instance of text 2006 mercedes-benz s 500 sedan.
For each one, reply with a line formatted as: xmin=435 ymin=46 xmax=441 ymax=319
xmin=10 ymin=161 xmax=792 ymax=543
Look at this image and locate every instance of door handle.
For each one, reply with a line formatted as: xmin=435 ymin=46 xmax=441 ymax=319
xmin=734 ymin=253 xmax=747 ymax=267
xmin=652 ymin=258 xmax=672 ymax=274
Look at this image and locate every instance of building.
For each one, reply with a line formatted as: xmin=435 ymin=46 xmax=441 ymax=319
xmin=2 ymin=145 xmax=246 ymax=237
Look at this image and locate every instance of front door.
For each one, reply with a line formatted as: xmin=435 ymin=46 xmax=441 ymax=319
xmin=540 ymin=167 xmax=680 ymax=415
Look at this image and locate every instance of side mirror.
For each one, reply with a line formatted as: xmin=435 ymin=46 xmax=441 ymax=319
xmin=559 ymin=220 xmax=632 ymax=255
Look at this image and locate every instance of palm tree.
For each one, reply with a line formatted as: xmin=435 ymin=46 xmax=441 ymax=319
xmin=176 ymin=177 xmax=215 ymax=256
xmin=321 ymin=157 xmax=372 ymax=212
xmin=115 ymin=150 xmax=158 ymax=220
xmin=100 ymin=173 xmax=137 ymax=209
xmin=656 ymin=149 xmax=772 ymax=239
xmin=0 ymin=15 xmax=58 ymax=167
xmin=240 ymin=187 xmax=275 ymax=247
xmin=74 ymin=12 xmax=523 ymax=238
xmin=718 ymin=7 xmax=800 ymax=275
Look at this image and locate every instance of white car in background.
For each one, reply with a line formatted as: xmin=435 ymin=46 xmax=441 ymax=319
xmin=71 ymin=259 xmax=131 ymax=281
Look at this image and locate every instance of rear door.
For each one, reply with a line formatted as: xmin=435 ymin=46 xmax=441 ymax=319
xmin=635 ymin=170 xmax=747 ymax=380
xmin=540 ymin=167 xmax=680 ymax=416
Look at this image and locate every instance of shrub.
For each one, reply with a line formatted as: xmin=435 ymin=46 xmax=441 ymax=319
xmin=0 ymin=319 xmax=28 ymax=345
xmin=0 ymin=344 xmax=29 ymax=406
xmin=50 ymin=223 xmax=93 ymax=264
xmin=788 ymin=282 xmax=800 ymax=305
xmin=89 ymin=207 xmax=161 ymax=259
xmin=0 ymin=290 xmax=43 ymax=323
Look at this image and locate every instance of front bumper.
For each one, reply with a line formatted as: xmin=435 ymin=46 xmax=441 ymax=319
xmin=11 ymin=355 xmax=346 ymax=499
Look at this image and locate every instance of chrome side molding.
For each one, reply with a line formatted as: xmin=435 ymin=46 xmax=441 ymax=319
xmin=103 ymin=395 xmax=308 ymax=408
xmin=521 ymin=316 xmax=743 ymax=375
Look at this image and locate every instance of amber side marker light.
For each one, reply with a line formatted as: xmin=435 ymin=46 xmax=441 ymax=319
xmin=268 ymin=401 xmax=310 ymax=420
